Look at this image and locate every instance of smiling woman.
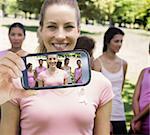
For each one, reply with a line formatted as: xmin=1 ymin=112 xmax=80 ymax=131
xmin=0 ymin=1 xmax=114 ymax=135
xmin=37 ymin=54 xmax=68 ymax=87
xmin=38 ymin=0 xmax=80 ymax=52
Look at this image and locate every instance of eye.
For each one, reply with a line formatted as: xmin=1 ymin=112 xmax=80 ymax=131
xmin=64 ymin=25 xmax=75 ymax=31
xmin=47 ymin=25 xmax=57 ymax=31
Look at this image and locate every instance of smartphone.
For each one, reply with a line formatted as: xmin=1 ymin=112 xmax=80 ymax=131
xmin=22 ymin=50 xmax=91 ymax=90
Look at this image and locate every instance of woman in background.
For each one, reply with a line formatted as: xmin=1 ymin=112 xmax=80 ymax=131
xmin=0 ymin=22 xmax=26 ymax=56
xmin=75 ymin=36 xmax=95 ymax=68
xmin=131 ymin=44 xmax=150 ymax=135
xmin=62 ymin=58 xmax=72 ymax=84
xmin=27 ymin=63 xmax=36 ymax=88
xmin=74 ymin=59 xmax=82 ymax=83
xmin=93 ymin=27 xmax=128 ymax=135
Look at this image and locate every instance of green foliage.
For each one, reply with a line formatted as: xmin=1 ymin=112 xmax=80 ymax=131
xmin=1 ymin=0 xmax=149 ymax=30
xmin=78 ymin=0 xmax=101 ymax=23
xmin=122 ymin=80 xmax=135 ymax=130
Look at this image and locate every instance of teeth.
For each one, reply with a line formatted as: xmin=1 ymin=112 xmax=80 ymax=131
xmin=54 ymin=44 xmax=67 ymax=47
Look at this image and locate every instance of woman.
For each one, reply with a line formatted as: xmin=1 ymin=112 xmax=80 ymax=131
xmin=93 ymin=27 xmax=128 ymax=134
xmin=75 ymin=35 xmax=95 ymax=68
xmin=35 ymin=59 xmax=47 ymax=77
xmin=26 ymin=63 xmax=36 ymax=88
xmin=62 ymin=58 xmax=72 ymax=84
xmin=74 ymin=59 xmax=82 ymax=83
xmin=0 ymin=0 xmax=114 ymax=135
xmin=38 ymin=55 xmax=68 ymax=86
xmin=0 ymin=23 xmax=33 ymax=104
xmin=0 ymin=22 xmax=26 ymax=57
xmin=131 ymin=67 xmax=150 ymax=135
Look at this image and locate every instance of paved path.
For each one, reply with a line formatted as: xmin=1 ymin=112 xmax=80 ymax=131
xmin=0 ymin=17 xmax=149 ymax=84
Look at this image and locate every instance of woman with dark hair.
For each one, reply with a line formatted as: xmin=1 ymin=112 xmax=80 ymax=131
xmin=0 ymin=22 xmax=26 ymax=57
xmin=26 ymin=63 xmax=36 ymax=88
xmin=75 ymin=36 xmax=95 ymax=67
xmin=93 ymin=27 xmax=128 ymax=135
xmin=62 ymin=58 xmax=72 ymax=84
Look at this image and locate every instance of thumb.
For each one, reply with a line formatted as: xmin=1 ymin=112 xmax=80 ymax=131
xmin=16 ymin=50 xmax=29 ymax=57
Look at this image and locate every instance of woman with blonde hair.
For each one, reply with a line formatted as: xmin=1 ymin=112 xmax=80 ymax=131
xmin=0 ymin=1 xmax=114 ymax=135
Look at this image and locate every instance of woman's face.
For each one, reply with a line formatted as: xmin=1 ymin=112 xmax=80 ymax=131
xmin=47 ymin=55 xmax=58 ymax=68
xmin=77 ymin=60 xmax=81 ymax=66
xmin=9 ymin=27 xmax=25 ymax=49
xmin=108 ymin=34 xmax=123 ymax=53
xmin=40 ymin=4 xmax=80 ymax=52
xmin=39 ymin=60 xmax=43 ymax=65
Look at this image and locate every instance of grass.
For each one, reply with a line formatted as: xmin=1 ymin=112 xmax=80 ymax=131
xmin=122 ymin=80 xmax=135 ymax=130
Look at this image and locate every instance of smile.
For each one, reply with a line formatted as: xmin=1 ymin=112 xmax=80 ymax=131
xmin=52 ymin=43 xmax=68 ymax=51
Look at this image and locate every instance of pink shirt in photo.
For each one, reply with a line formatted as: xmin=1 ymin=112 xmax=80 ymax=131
xmin=38 ymin=68 xmax=68 ymax=86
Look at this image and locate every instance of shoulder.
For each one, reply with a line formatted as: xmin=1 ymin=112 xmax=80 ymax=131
xmin=93 ymin=56 xmax=103 ymax=64
xmin=93 ymin=56 xmax=103 ymax=71
xmin=119 ymin=58 xmax=127 ymax=72
xmin=139 ymin=67 xmax=149 ymax=76
xmin=122 ymin=59 xmax=128 ymax=66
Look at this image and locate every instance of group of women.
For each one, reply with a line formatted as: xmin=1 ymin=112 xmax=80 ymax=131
xmin=27 ymin=56 xmax=83 ymax=88
xmin=0 ymin=0 xmax=149 ymax=135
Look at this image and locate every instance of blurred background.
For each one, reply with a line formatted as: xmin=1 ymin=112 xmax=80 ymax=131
xmin=0 ymin=0 xmax=150 ymax=129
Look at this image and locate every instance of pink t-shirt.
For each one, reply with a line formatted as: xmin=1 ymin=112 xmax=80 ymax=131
xmin=35 ymin=66 xmax=46 ymax=76
xmin=27 ymin=71 xmax=36 ymax=88
xmin=11 ymin=70 xmax=114 ymax=135
xmin=74 ymin=68 xmax=82 ymax=83
xmin=139 ymin=67 xmax=150 ymax=134
xmin=38 ymin=68 xmax=68 ymax=86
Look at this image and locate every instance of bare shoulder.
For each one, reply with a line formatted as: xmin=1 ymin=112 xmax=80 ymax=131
xmin=93 ymin=56 xmax=103 ymax=71
xmin=120 ymin=58 xmax=128 ymax=71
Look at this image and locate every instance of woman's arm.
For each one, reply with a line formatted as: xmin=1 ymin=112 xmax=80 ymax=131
xmin=94 ymin=100 xmax=112 ymax=135
xmin=0 ymin=102 xmax=20 ymax=134
xmin=132 ymin=103 xmax=150 ymax=123
xmin=122 ymin=59 xmax=128 ymax=91
xmin=132 ymin=69 xmax=145 ymax=115
xmin=131 ymin=103 xmax=149 ymax=133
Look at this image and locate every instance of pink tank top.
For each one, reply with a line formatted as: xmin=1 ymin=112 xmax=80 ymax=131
xmin=139 ymin=67 xmax=150 ymax=133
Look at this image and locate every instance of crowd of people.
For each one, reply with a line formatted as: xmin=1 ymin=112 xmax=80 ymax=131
xmin=0 ymin=0 xmax=149 ymax=135
xmin=27 ymin=55 xmax=83 ymax=88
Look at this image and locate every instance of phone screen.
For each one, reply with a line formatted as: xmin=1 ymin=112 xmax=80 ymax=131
xmin=22 ymin=50 xmax=91 ymax=90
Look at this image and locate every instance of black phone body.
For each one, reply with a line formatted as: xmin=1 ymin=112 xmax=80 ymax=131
xmin=22 ymin=50 xmax=91 ymax=90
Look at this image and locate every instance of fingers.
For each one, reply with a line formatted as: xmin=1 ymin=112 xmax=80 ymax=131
xmin=0 ymin=65 xmax=17 ymax=78
xmin=16 ymin=50 xmax=29 ymax=57
xmin=0 ymin=51 xmax=25 ymax=78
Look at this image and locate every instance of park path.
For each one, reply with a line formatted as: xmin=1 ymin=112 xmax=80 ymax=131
xmin=0 ymin=17 xmax=149 ymax=84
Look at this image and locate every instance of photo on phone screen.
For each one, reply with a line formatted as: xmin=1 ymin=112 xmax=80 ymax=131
xmin=22 ymin=50 xmax=91 ymax=90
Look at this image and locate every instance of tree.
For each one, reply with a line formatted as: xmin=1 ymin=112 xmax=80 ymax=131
xmin=78 ymin=0 xmax=100 ymax=24
xmin=0 ymin=0 xmax=7 ymax=17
